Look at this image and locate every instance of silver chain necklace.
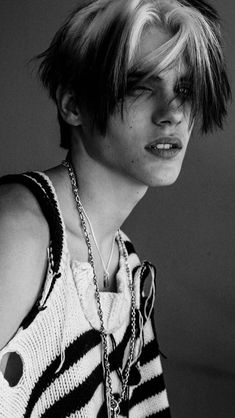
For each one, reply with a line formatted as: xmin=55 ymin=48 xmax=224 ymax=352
xmin=62 ymin=160 xmax=136 ymax=417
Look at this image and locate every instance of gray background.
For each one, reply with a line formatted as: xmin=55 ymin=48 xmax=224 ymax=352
xmin=0 ymin=1 xmax=234 ymax=417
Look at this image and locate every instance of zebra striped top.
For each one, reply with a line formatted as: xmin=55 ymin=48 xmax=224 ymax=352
xmin=0 ymin=171 xmax=171 ymax=417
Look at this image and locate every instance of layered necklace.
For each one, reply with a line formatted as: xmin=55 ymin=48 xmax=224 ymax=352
xmin=62 ymin=160 xmax=136 ymax=418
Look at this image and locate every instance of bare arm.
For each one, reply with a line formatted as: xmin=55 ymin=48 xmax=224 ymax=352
xmin=0 ymin=183 xmax=49 ymax=351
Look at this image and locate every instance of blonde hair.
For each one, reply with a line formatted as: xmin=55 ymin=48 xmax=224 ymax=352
xmin=37 ymin=0 xmax=231 ymax=149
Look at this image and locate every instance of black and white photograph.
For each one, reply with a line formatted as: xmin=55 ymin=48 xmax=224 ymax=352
xmin=0 ymin=1 xmax=234 ymax=417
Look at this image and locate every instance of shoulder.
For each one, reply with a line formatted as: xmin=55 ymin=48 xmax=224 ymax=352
xmin=0 ymin=182 xmax=50 ymax=349
xmin=0 ymin=182 xmax=49 ymax=249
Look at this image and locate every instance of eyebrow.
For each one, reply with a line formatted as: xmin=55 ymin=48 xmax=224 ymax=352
xmin=127 ymin=70 xmax=190 ymax=85
xmin=126 ymin=71 xmax=160 ymax=88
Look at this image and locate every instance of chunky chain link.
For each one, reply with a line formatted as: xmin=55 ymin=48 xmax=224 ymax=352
xmin=62 ymin=160 xmax=136 ymax=417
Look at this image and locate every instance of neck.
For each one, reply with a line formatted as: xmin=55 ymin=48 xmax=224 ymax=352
xmin=67 ymin=140 xmax=148 ymax=245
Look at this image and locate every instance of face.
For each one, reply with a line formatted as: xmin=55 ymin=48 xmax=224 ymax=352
xmin=81 ymin=26 xmax=193 ymax=188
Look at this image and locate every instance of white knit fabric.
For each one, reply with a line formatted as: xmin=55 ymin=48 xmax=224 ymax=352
xmin=0 ymin=172 xmax=170 ymax=418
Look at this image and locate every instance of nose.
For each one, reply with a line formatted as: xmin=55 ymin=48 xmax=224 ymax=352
xmin=152 ymin=95 xmax=184 ymax=128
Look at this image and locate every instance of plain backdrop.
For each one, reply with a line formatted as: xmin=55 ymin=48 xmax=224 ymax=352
xmin=0 ymin=1 xmax=235 ymax=417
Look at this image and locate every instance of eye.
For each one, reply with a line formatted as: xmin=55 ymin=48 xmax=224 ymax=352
xmin=129 ymin=85 xmax=153 ymax=97
xmin=179 ymin=87 xmax=190 ymax=96
xmin=135 ymin=86 xmax=152 ymax=91
xmin=176 ymin=83 xmax=191 ymax=99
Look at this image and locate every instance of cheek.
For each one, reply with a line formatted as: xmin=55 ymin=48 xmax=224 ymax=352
xmin=126 ymin=102 xmax=150 ymax=128
xmin=107 ymin=112 xmax=137 ymax=147
xmin=106 ymin=102 xmax=152 ymax=160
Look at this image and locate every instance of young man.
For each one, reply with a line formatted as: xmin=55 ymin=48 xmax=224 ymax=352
xmin=0 ymin=0 xmax=230 ymax=416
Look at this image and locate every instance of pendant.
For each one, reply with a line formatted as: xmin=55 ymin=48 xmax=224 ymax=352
xmin=104 ymin=271 xmax=110 ymax=288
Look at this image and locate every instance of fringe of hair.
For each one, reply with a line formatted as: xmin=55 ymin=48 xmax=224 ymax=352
xmin=37 ymin=0 xmax=231 ymax=149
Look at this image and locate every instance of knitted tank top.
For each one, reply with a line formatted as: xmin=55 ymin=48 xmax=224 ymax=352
xmin=0 ymin=172 xmax=171 ymax=417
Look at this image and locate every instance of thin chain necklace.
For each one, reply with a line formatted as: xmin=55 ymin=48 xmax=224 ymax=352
xmin=79 ymin=201 xmax=116 ymax=288
xmin=62 ymin=160 xmax=136 ymax=417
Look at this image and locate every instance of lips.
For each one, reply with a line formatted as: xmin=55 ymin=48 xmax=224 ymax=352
xmin=145 ymin=136 xmax=183 ymax=159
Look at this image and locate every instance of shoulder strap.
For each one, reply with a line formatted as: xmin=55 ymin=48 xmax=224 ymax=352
xmin=0 ymin=172 xmax=64 ymax=275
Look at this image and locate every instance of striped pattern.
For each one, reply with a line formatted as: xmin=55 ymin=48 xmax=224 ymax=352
xmin=0 ymin=172 xmax=171 ymax=417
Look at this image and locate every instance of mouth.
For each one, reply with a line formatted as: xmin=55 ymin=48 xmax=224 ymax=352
xmin=145 ymin=136 xmax=183 ymax=159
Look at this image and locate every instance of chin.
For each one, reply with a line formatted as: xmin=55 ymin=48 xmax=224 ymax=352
xmin=148 ymin=167 xmax=182 ymax=187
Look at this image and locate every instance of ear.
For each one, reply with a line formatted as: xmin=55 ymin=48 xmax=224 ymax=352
xmin=56 ymin=87 xmax=82 ymax=126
